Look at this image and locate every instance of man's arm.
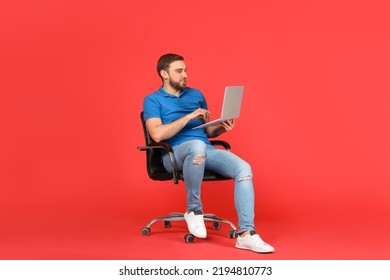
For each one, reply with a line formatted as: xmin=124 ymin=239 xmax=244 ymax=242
xmin=145 ymin=108 xmax=210 ymax=143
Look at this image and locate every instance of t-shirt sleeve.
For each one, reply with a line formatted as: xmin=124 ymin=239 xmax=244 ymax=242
xmin=143 ymin=95 xmax=161 ymax=121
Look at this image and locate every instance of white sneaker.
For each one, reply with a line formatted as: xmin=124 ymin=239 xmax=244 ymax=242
xmin=184 ymin=210 xmax=207 ymax=238
xmin=235 ymin=230 xmax=275 ymax=253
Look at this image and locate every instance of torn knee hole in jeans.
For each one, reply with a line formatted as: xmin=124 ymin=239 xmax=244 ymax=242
xmin=238 ymin=175 xmax=252 ymax=182
xmin=192 ymin=155 xmax=206 ymax=165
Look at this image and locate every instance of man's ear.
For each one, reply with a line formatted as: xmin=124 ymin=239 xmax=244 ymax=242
xmin=160 ymin=70 xmax=169 ymax=80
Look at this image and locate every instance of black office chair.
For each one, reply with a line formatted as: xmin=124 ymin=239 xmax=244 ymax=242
xmin=138 ymin=111 xmax=237 ymax=242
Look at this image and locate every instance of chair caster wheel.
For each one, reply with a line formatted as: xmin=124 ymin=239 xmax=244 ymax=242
xmin=142 ymin=227 xmax=150 ymax=236
xmin=164 ymin=221 xmax=171 ymax=228
xmin=184 ymin=233 xmax=195 ymax=243
xmin=212 ymin=222 xmax=221 ymax=230
xmin=229 ymin=230 xmax=237 ymax=238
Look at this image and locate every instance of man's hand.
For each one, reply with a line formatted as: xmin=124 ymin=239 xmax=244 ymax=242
xmin=189 ymin=108 xmax=211 ymax=121
xmin=220 ymin=119 xmax=235 ymax=132
xmin=205 ymin=119 xmax=235 ymax=138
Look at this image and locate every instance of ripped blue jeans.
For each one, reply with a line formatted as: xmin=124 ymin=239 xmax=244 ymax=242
xmin=162 ymin=140 xmax=255 ymax=233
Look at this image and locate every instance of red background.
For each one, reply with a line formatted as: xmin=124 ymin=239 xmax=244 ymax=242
xmin=1 ymin=0 xmax=389 ymax=259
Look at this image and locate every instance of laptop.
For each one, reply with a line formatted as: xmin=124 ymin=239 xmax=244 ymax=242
xmin=192 ymin=85 xmax=244 ymax=129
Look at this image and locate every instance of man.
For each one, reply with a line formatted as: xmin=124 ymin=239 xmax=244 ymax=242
xmin=143 ymin=53 xmax=274 ymax=253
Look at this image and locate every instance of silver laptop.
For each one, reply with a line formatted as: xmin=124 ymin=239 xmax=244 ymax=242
xmin=192 ymin=86 xmax=244 ymax=129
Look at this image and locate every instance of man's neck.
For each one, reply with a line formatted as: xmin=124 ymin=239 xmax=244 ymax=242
xmin=162 ymin=84 xmax=181 ymax=97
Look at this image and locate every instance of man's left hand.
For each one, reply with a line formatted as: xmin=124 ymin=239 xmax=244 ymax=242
xmin=220 ymin=119 xmax=235 ymax=132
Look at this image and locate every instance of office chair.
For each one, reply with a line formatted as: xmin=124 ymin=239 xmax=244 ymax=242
xmin=138 ymin=111 xmax=237 ymax=243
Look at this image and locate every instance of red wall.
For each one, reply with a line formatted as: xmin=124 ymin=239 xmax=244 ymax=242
xmin=1 ymin=0 xmax=389 ymax=258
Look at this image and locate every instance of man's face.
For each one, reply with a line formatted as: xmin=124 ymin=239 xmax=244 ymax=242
xmin=166 ymin=60 xmax=187 ymax=91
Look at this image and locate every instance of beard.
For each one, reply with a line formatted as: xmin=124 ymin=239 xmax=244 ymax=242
xmin=169 ymin=77 xmax=186 ymax=91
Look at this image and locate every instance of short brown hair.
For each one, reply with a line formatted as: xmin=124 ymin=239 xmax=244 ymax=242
xmin=157 ymin=53 xmax=184 ymax=81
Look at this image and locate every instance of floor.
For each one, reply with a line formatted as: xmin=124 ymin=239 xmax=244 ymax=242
xmin=1 ymin=199 xmax=389 ymax=260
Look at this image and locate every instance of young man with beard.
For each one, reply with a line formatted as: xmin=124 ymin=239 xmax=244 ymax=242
xmin=142 ymin=53 xmax=274 ymax=253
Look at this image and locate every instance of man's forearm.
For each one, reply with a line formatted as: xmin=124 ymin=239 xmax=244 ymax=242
xmin=206 ymin=126 xmax=226 ymax=138
xmin=149 ymin=115 xmax=190 ymax=142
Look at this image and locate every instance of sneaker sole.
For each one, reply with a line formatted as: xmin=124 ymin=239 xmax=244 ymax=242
xmin=235 ymin=244 xmax=275 ymax=254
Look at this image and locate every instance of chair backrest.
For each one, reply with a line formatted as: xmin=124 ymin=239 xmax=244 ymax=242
xmin=140 ymin=111 xmax=173 ymax=181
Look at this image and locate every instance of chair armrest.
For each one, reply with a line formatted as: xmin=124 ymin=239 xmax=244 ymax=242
xmin=210 ymin=140 xmax=231 ymax=151
xmin=137 ymin=141 xmax=174 ymax=153
xmin=137 ymin=142 xmax=179 ymax=184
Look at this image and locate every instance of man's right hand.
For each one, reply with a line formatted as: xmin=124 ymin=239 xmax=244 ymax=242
xmin=189 ymin=108 xmax=211 ymax=121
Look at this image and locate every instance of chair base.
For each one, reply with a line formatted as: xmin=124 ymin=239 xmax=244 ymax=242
xmin=141 ymin=212 xmax=238 ymax=242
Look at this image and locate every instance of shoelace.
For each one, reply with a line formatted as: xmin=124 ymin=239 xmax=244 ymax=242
xmin=246 ymin=234 xmax=267 ymax=245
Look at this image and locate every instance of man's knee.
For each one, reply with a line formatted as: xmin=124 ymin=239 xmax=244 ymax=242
xmin=187 ymin=140 xmax=207 ymax=158
xmin=237 ymin=162 xmax=253 ymax=181
xmin=192 ymin=155 xmax=206 ymax=165
xmin=238 ymin=174 xmax=252 ymax=182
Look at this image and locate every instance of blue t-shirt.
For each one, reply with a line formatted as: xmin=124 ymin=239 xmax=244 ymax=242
xmin=143 ymin=86 xmax=211 ymax=147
